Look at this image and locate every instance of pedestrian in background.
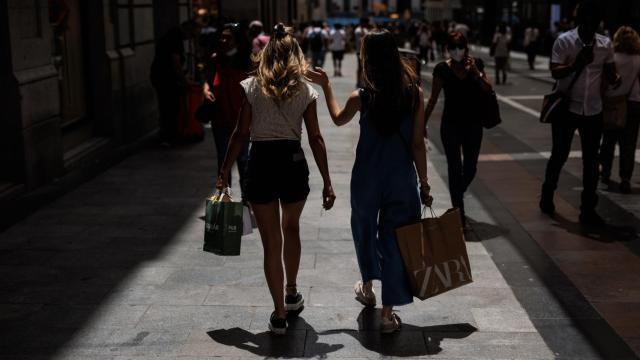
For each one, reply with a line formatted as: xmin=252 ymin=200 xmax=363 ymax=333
xmin=599 ymin=26 xmax=640 ymax=194
xmin=329 ymin=23 xmax=346 ymax=77
xmin=150 ymin=20 xmax=199 ymax=146
xmin=540 ymin=0 xmax=621 ymax=226
xmin=417 ymin=23 xmax=433 ymax=63
xmin=205 ymin=23 xmax=252 ymax=202
xmin=524 ymin=23 xmax=540 ymax=70
xmin=492 ymin=23 xmax=511 ymax=85
xmin=307 ymin=21 xmax=329 ymax=68
xmin=249 ymin=20 xmax=270 ymax=55
xmin=424 ymin=31 xmax=493 ymax=229
xmin=217 ymin=24 xmax=335 ymax=335
xmin=307 ymin=29 xmax=433 ymax=334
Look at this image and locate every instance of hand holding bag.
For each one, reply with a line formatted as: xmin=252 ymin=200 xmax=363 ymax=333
xmin=395 ymin=207 xmax=473 ymax=300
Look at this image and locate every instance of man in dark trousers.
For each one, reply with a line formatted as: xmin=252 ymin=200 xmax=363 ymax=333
xmin=540 ymin=0 xmax=620 ymax=226
xmin=150 ymin=20 xmax=199 ymax=145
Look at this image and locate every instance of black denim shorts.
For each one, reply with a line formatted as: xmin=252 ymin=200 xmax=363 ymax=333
xmin=245 ymin=140 xmax=310 ymax=204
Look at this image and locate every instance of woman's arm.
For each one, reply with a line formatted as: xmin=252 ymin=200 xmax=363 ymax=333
xmin=216 ymin=94 xmax=252 ymax=189
xmin=412 ymin=87 xmax=433 ymax=206
xmin=303 ymin=100 xmax=336 ymax=210
xmin=306 ymin=68 xmax=360 ymax=126
xmin=424 ymin=75 xmax=443 ymax=126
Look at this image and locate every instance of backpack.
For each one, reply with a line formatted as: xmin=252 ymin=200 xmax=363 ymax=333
xmin=309 ymin=30 xmax=324 ymax=52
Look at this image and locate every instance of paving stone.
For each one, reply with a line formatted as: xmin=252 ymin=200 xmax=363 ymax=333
xmin=108 ymin=283 xmax=210 ymax=306
xmin=203 ymin=285 xmax=310 ymax=307
xmin=135 ymin=305 xmax=252 ymax=330
xmin=420 ymin=331 xmax=555 ymax=359
xmin=28 ymin=304 xmax=149 ymax=329
xmin=471 ymin=308 xmax=537 ymax=332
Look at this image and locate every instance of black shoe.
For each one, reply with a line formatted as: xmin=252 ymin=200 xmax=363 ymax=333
xmin=620 ymin=181 xmax=632 ymax=194
xmin=268 ymin=312 xmax=287 ymax=335
xmin=539 ymin=194 xmax=555 ymax=216
xmin=285 ymin=292 xmax=305 ymax=317
xmin=579 ymin=211 xmax=606 ymax=227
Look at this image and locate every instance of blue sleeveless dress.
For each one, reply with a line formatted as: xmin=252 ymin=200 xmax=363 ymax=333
xmin=350 ymin=89 xmax=421 ymax=306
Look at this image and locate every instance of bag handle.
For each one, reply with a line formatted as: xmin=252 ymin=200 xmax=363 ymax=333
xmin=212 ymin=187 xmax=234 ymax=202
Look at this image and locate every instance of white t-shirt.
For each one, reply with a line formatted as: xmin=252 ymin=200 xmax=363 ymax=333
xmin=328 ymin=29 xmax=346 ymax=51
xmin=240 ymin=77 xmax=319 ymax=141
xmin=605 ymin=52 xmax=640 ymax=102
xmin=552 ymin=28 xmax=615 ymax=115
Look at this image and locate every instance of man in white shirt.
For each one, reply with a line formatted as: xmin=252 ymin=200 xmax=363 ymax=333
xmin=540 ymin=0 xmax=621 ymax=226
xmin=329 ymin=23 xmax=346 ymax=77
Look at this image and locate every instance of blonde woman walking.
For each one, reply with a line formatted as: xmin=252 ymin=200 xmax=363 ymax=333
xmin=217 ymin=23 xmax=336 ymax=335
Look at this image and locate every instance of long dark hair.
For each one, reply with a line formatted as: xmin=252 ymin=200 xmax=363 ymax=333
xmin=360 ymin=30 xmax=419 ymax=135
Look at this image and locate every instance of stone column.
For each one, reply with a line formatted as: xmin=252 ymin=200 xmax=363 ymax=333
xmin=7 ymin=0 xmax=64 ymax=189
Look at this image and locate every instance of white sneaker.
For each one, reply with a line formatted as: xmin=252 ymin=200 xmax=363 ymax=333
xmin=381 ymin=313 xmax=402 ymax=334
xmin=354 ymin=280 xmax=376 ymax=307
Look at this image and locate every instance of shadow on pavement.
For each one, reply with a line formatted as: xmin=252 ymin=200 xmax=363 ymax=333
xmin=321 ymin=308 xmax=477 ymax=357
xmin=207 ymin=317 xmax=344 ymax=358
xmin=465 ymin=217 xmax=509 ymax=242
xmin=552 ymin=214 xmax=639 ymax=244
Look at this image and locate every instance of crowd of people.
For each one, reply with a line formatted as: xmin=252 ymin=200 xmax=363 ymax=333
xmin=147 ymin=0 xmax=640 ymax=337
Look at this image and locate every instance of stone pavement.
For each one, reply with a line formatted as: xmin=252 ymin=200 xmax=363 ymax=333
xmin=0 ymin=53 xmax=617 ymax=359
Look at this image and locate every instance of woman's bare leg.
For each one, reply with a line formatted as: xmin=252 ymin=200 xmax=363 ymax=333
xmin=280 ymin=199 xmax=306 ymax=295
xmin=252 ymin=200 xmax=286 ymax=318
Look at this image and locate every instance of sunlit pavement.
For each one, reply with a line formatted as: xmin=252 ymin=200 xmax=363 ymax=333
xmin=0 ymin=53 xmax=638 ymax=359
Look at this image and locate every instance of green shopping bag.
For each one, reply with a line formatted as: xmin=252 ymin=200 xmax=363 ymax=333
xmin=203 ymin=189 xmax=244 ymax=256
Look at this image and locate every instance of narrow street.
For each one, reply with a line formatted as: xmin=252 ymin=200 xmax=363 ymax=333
xmin=0 ymin=53 xmax=638 ymax=359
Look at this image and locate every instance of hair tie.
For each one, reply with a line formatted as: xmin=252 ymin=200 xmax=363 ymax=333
xmin=274 ymin=23 xmax=287 ymax=39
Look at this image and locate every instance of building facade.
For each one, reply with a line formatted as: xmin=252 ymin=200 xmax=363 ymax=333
xmin=1 ymin=0 xmax=195 ymax=226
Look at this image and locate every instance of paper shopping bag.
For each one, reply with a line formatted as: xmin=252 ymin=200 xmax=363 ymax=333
xmin=395 ymin=208 xmax=473 ymax=300
xmin=242 ymin=205 xmax=253 ymax=236
xmin=203 ymin=190 xmax=244 ymax=256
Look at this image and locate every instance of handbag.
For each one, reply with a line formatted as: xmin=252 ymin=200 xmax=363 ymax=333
xmin=540 ymin=65 xmax=585 ymax=124
xmin=395 ymin=207 xmax=473 ymax=300
xmin=481 ymin=90 xmax=502 ymax=129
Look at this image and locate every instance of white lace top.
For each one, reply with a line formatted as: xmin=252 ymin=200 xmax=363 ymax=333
xmin=240 ymin=77 xmax=319 ymax=141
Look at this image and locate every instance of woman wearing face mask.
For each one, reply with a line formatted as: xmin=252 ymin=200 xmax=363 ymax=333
xmin=204 ymin=23 xmax=253 ymax=201
xmin=424 ymin=31 xmax=492 ymax=229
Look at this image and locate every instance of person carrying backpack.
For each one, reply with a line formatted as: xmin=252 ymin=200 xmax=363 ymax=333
xmin=307 ymin=21 xmax=328 ymax=68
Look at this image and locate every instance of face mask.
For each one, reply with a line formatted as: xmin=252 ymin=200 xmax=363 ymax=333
xmin=450 ymin=49 xmax=465 ymax=62
xmin=225 ymin=47 xmax=238 ymax=57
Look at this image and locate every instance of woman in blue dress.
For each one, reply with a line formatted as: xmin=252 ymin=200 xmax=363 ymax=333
xmin=307 ymin=30 xmax=433 ymax=333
